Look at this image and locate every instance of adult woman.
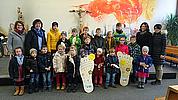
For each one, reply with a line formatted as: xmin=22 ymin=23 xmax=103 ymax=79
xmin=7 ymin=21 xmax=26 ymax=56
xmin=136 ymin=22 xmax=152 ymax=49
xmin=150 ymin=24 xmax=166 ymax=85
xmin=24 ymin=19 xmax=46 ymax=56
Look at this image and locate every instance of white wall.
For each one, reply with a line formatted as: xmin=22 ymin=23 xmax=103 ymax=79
xmin=0 ymin=0 xmax=177 ymax=35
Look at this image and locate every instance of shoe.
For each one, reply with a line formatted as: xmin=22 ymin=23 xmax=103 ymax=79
xmin=34 ymin=88 xmax=39 ymax=92
xmin=104 ymin=85 xmax=108 ymax=89
xmin=61 ymin=85 xmax=65 ymax=90
xmin=72 ymin=84 xmax=77 ymax=93
xmin=137 ymin=82 xmax=141 ymax=89
xmin=151 ymin=80 xmax=161 ymax=85
xmin=56 ymin=86 xmax=60 ymax=90
xmin=111 ymin=85 xmax=117 ymax=88
xmin=141 ymin=82 xmax=144 ymax=89
xmin=14 ymin=86 xmax=20 ymax=96
xmin=67 ymin=84 xmax=72 ymax=93
xmin=19 ymin=86 xmax=25 ymax=96
xmin=48 ymin=87 xmax=52 ymax=92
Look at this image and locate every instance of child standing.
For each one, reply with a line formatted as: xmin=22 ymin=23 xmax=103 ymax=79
xmin=27 ymin=48 xmax=39 ymax=94
xmin=92 ymin=28 xmax=104 ymax=52
xmin=115 ymin=37 xmax=129 ymax=54
xmin=69 ymin=28 xmax=81 ymax=52
xmin=136 ymin=46 xmax=153 ymax=89
xmin=38 ymin=45 xmax=52 ymax=91
xmin=53 ymin=44 xmax=67 ymax=90
xmin=128 ymin=36 xmax=141 ymax=83
xmin=94 ymin=48 xmax=105 ymax=87
xmin=80 ymin=36 xmax=95 ymax=57
xmin=104 ymin=48 xmax=119 ymax=89
xmin=66 ymin=45 xmax=80 ymax=92
xmin=9 ymin=47 xmax=26 ymax=96
xmin=104 ymin=31 xmax=116 ymax=55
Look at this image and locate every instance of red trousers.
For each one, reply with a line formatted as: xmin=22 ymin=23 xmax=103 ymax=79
xmin=56 ymin=72 xmax=66 ymax=86
xmin=93 ymin=65 xmax=104 ymax=85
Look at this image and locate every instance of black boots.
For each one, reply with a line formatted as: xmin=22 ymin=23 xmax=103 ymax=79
xmin=151 ymin=79 xmax=161 ymax=85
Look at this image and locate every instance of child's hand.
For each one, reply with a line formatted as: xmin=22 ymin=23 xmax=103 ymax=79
xmin=94 ymin=64 xmax=97 ymax=66
xmin=30 ymin=69 xmax=33 ymax=72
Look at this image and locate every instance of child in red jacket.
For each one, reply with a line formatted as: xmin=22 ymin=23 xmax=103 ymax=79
xmin=115 ymin=37 xmax=129 ymax=54
xmin=93 ymin=48 xmax=105 ymax=87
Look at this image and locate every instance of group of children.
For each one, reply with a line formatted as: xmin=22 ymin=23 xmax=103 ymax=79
xmin=9 ymin=23 xmax=154 ymax=96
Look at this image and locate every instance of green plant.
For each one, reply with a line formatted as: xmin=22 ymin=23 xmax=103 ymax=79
xmin=165 ymin=14 xmax=178 ymax=46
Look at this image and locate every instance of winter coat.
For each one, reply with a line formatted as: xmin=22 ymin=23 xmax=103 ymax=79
xmin=92 ymin=35 xmax=105 ymax=52
xmin=79 ymin=33 xmax=93 ymax=44
xmin=53 ymin=52 xmax=67 ymax=73
xmin=66 ymin=55 xmax=80 ymax=77
xmin=38 ymin=53 xmax=52 ymax=73
xmin=128 ymin=42 xmax=141 ymax=62
xmin=9 ymin=56 xmax=27 ymax=80
xmin=104 ymin=37 xmax=116 ymax=54
xmin=80 ymin=43 xmax=95 ymax=57
xmin=105 ymin=55 xmax=119 ymax=73
xmin=47 ymin=28 xmax=61 ymax=52
xmin=136 ymin=55 xmax=153 ymax=74
xmin=56 ymin=38 xmax=70 ymax=53
xmin=136 ymin=31 xmax=152 ymax=49
xmin=7 ymin=31 xmax=26 ymax=54
xmin=113 ymin=30 xmax=127 ymax=43
xmin=115 ymin=44 xmax=129 ymax=54
xmin=24 ymin=27 xmax=47 ymax=56
xmin=69 ymin=35 xmax=81 ymax=51
xmin=150 ymin=32 xmax=166 ymax=65
xmin=26 ymin=56 xmax=38 ymax=73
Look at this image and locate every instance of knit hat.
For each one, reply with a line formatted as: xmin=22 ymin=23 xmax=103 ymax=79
xmin=61 ymin=31 xmax=67 ymax=36
xmin=97 ymin=48 xmax=103 ymax=53
xmin=142 ymin=46 xmax=149 ymax=52
xmin=30 ymin=48 xmax=37 ymax=55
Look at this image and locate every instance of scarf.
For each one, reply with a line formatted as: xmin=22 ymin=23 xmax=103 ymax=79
xmin=34 ymin=28 xmax=43 ymax=38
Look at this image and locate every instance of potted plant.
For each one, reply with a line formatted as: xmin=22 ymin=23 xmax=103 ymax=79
xmin=165 ymin=14 xmax=178 ymax=46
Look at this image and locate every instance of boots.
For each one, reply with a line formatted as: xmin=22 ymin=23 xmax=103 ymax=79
xmin=14 ymin=86 xmax=20 ymax=96
xmin=19 ymin=86 xmax=25 ymax=96
xmin=151 ymin=79 xmax=161 ymax=85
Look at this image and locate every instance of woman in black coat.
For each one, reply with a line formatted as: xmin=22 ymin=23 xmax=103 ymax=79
xmin=136 ymin=22 xmax=152 ymax=49
xmin=24 ymin=19 xmax=47 ymax=56
xmin=150 ymin=24 xmax=166 ymax=85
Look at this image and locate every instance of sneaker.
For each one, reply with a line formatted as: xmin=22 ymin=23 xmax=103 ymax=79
xmin=111 ymin=85 xmax=117 ymax=88
xmin=137 ymin=82 xmax=141 ymax=88
xmin=61 ymin=85 xmax=65 ymax=90
xmin=141 ymin=82 xmax=144 ymax=89
xmin=104 ymin=85 xmax=108 ymax=89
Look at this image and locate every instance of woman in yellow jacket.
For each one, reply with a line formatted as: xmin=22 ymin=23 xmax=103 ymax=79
xmin=47 ymin=22 xmax=61 ymax=54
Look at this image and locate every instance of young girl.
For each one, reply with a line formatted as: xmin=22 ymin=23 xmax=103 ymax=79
xmin=136 ymin=46 xmax=153 ymax=89
xmin=9 ymin=47 xmax=26 ymax=96
xmin=66 ymin=45 xmax=80 ymax=92
xmin=94 ymin=48 xmax=105 ymax=87
xmin=27 ymin=48 xmax=39 ymax=94
xmin=53 ymin=44 xmax=67 ymax=90
xmin=115 ymin=37 xmax=129 ymax=54
xmin=104 ymin=48 xmax=119 ymax=89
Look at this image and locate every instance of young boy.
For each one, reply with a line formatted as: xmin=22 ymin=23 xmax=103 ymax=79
xmin=66 ymin=45 xmax=80 ymax=92
xmin=92 ymin=28 xmax=104 ymax=52
xmin=69 ymin=28 xmax=81 ymax=52
xmin=136 ymin=46 xmax=153 ymax=89
xmin=53 ymin=44 xmax=67 ymax=90
xmin=27 ymin=48 xmax=39 ymax=94
xmin=114 ymin=23 xmax=126 ymax=44
xmin=9 ymin=47 xmax=26 ymax=96
xmin=128 ymin=36 xmax=141 ymax=83
xmin=104 ymin=48 xmax=119 ymax=89
xmin=38 ymin=45 xmax=52 ymax=91
xmin=94 ymin=48 xmax=105 ymax=87
xmin=80 ymin=36 xmax=95 ymax=57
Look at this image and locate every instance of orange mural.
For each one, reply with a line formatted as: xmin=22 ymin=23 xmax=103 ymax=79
xmin=80 ymin=0 xmax=156 ymax=24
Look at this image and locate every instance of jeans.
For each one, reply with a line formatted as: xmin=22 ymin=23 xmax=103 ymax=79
xmin=30 ymin=73 xmax=39 ymax=86
xmin=42 ymin=72 xmax=52 ymax=88
xmin=105 ymin=73 xmax=116 ymax=86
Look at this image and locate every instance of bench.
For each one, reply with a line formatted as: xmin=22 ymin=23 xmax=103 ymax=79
xmin=165 ymin=46 xmax=178 ymax=67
